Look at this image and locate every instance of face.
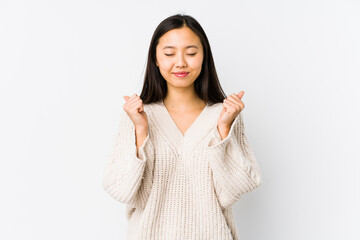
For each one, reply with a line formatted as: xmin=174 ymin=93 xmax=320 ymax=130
xmin=155 ymin=26 xmax=204 ymax=89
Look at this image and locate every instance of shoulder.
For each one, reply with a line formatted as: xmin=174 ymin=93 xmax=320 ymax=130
xmin=142 ymin=101 xmax=162 ymax=113
xmin=206 ymin=102 xmax=223 ymax=116
xmin=207 ymin=102 xmax=223 ymax=110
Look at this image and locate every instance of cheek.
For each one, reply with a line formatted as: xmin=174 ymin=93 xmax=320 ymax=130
xmin=157 ymin=55 xmax=170 ymax=67
xmin=158 ymin=60 xmax=173 ymax=72
xmin=189 ymin=56 xmax=203 ymax=70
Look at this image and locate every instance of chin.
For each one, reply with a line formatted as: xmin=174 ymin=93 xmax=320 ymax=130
xmin=169 ymin=80 xmax=196 ymax=88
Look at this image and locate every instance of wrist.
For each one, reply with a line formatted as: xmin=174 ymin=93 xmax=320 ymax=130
xmin=135 ymin=124 xmax=148 ymax=133
xmin=217 ymin=124 xmax=230 ymax=140
xmin=217 ymin=122 xmax=231 ymax=132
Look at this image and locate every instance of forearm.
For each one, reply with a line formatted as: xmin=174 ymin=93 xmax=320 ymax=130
xmin=217 ymin=124 xmax=231 ymax=140
xmin=135 ymin=125 xmax=148 ymax=156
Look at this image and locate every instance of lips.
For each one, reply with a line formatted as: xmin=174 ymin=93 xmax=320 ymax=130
xmin=173 ymin=71 xmax=189 ymax=77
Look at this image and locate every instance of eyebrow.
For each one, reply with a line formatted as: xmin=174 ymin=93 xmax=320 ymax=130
xmin=162 ymin=45 xmax=198 ymax=50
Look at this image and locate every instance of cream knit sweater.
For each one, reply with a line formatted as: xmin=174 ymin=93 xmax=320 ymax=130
xmin=102 ymin=100 xmax=262 ymax=240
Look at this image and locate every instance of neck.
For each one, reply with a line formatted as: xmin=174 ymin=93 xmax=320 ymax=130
xmin=163 ymin=85 xmax=205 ymax=110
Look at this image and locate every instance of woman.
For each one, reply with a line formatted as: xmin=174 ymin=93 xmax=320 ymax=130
xmin=102 ymin=14 xmax=262 ymax=240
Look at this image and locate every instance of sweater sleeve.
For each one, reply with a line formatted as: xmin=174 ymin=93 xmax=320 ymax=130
xmin=102 ymin=110 xmax=155 ymax=209
xmin=206 ymin=111 xmax=262 ymax=209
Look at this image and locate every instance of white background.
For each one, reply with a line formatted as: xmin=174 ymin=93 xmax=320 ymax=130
xmin=1 ymin=0 xmax=359 ymax=239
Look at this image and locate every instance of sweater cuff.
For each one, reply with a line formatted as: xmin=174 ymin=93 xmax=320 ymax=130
xmin=136 ymin=132 xmax=151 ymax=162
xmin=207 ymin=115 xmax=238 ymax=149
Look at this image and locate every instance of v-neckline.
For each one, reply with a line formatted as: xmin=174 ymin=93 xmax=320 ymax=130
xmin=161 ymin=100 xmax=209 ymax=138
xmin=149 ymin=101 xmax=222 ymax=154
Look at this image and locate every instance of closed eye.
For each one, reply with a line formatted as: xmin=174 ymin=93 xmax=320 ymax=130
xmin=164 ymin=53 xmax=197 ymax=56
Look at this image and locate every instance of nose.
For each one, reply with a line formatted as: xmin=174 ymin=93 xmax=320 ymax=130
xmin=176 ymin=54 xmax=187 ymax=68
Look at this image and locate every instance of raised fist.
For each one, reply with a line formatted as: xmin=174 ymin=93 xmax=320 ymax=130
xmin=123 ymin=94 xmax=148 ymax=129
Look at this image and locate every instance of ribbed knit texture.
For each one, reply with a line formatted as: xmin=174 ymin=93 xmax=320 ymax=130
xmin=102 ymin=100 xmax=262 ymax=240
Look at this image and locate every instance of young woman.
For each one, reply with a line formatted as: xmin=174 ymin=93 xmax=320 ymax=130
xmin=102 ymin=14 xmax=262 ymax=240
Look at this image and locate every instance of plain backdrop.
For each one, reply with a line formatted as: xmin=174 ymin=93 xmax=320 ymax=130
xmin=1 ymin=0 xmax=359 ymax=239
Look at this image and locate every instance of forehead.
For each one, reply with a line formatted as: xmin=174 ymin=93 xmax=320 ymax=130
xmin=157 ymin=27 xmax=201 ymax=48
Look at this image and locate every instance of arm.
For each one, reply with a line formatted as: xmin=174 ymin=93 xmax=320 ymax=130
xmin=207 ymin=112 xmax=262 ymax=209
xmin=102 ymin=110 xmax=155 ymax=209
xmin=135 ymin=125 xmax=148 ymax=158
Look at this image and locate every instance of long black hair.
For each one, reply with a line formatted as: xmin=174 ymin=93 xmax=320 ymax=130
xmin=139 ymin=14 xmax=227 ymax=106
